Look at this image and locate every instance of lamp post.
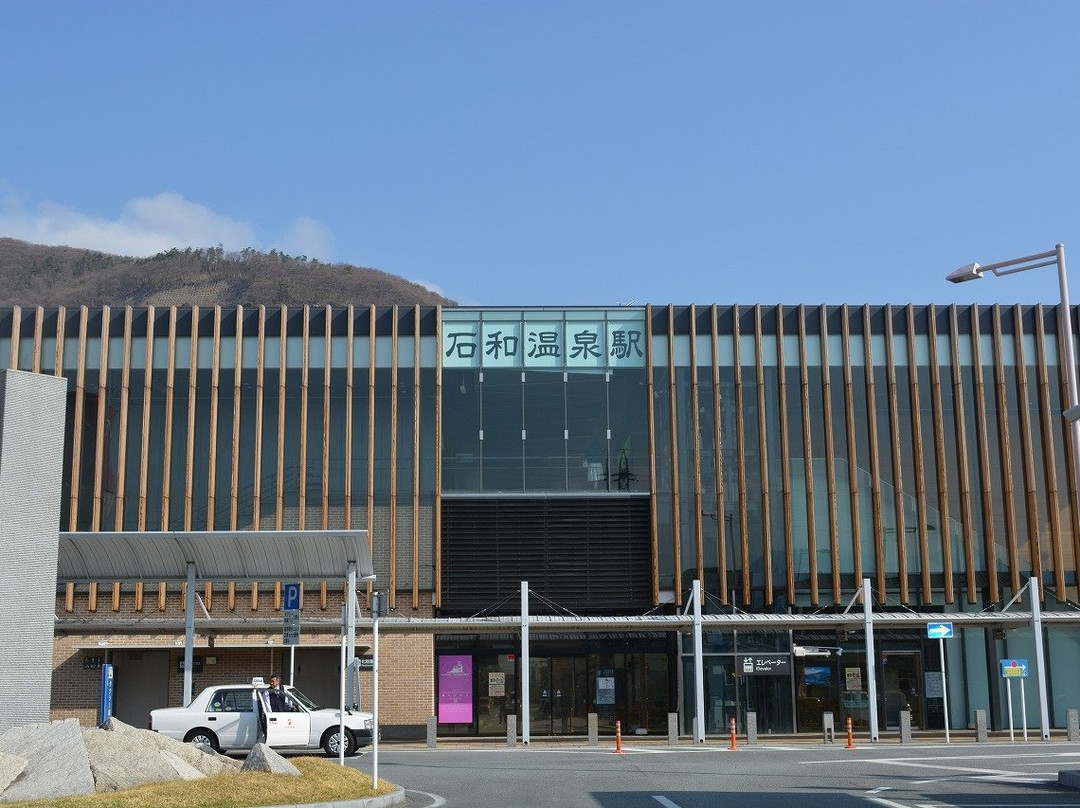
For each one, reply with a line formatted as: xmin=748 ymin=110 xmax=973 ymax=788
xmin=947 ymin=244 xmax=1075 ymax=742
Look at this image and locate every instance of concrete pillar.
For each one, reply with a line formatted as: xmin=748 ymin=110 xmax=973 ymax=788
xmin=822 ymin=711 xmax=835 ymax=744
xmin=975 ymin=710 xmax=988 ymax=743
xmin=588 ymin=713 xmax=598 ymax=747
xmin=667 ymin=713 xmax=679 ymax=746
xmin=899 ymin=710 xmax=912 ymax=743
xmin=507 ymin=715 xmax=517 ymax=748
xmin=746 ymin=711 xmax=758 ymax=745
xmin=426 ymin=715 xmax=437 ymax=748
xmin=0 ymin=370 xmax=67 ymax=734
xmin=1066 ymin=709 xmax=1078 ymax=742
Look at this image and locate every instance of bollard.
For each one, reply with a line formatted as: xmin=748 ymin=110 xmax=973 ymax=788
xmin=899 ymin=710 xmax=911 ymax=744
xmin=507 ymin=714 xmax=517 ymax=748
xmin=426 ymin=715 xmax=437 ymax=749
xmin=975 ymin=709 xmax=987 ymax=743
xmin=845 ymin=716 xmax=855 ymax=749
xmin=746 ymin=710 xmax=758 ymax=745
xmin=588 ymin=713 xmax=599 ymax=747
xmin=667 ymin=712 xmax=679 ymax=746
xmin=729 ymin=717 xmax=738 ymax=751
xmin=615 ymin=719 xmax=623 ymax=754
xmin=822 ymin=711 xmax=835 ymax=744
xmin=1068 ymin=709 xmax=1079 ymax=743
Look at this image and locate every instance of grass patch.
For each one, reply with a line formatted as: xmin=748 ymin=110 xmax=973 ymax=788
xmin=3 ymin=757 xmax=397 ymax=808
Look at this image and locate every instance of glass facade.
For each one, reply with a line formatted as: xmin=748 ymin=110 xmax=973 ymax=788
xmin=5 ymin=300 xmax=1080 ymax=735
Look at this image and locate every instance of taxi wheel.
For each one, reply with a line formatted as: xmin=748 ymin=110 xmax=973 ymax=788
xmin=183 ymin=728 xmax=220 ymax=753
xmin=321 ymin=727 xmax=357 ymax=757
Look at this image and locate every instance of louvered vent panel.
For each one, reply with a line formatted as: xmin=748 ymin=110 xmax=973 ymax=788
xmin=441 ymin=497 xmax=651 ymax=615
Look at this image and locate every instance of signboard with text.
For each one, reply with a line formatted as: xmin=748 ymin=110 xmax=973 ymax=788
xmin=737 ymin=654 xmax=791 ymax=676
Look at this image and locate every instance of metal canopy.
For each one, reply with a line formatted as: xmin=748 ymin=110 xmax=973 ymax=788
xmin=57 ymin=530 xmax=373 ymax=583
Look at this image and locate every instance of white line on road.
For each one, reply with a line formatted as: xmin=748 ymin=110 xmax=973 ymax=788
xmin=652 ymin=796 xmax=683 ymax=808
xmin=863 ymin=796 xmax=913 ymax=808
xmin=407 ymin=790 xmax=447 ymax=806
xmin=865 ymin=786 xmax=892 ymax=793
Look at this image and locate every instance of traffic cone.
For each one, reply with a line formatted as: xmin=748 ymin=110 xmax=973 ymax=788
xmin=845 ymin=716 xmax=856 ymax=749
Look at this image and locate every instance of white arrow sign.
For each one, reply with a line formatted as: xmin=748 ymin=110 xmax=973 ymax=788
xmin=927 ymin=621 xmax=954 ymax=639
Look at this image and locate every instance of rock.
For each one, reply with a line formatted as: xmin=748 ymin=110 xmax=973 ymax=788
xmin=83 ymin=726 xmax=199 ymax=792
xmin=241 ymin=743 xmax=302 ymax=776
xmin=99 ymin=718 xmax=241 ymax=776
xmin=0 ymin=718 xmax=94 ymax=802
xmin=159 ymin=750 xmax=208 ymax=781
xmin=0 ymin=752 xmax=27 ymax=796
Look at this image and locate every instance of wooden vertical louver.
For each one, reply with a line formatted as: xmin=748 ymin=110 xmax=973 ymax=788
xmin=1013 ymin=304 xmax=1043 ymax=590
xmin=1033 ymin=305 xmax=1067 ymax=600
xmin=688 ymin=306 xmax=705 ymax=589
xmin=861 ymin=306 xmax=886 ymax=603
xmin=206 ymin=306 xmax=222 ymax=529
xmin=68 ymin=307 xmax=89 ymax=531
xmin=777 ymin=309 xmax=794 ymax=605
xmin=926 ymin=306 xmax=956 ymax=604
xmin=819 ymin=306 xmax=841 ymax=604
xmin=322 ymin=306 xmax=332 ymax=529
xmin=230 ymin=306 xmax=244 ymax=530
xmin=137 ymin=307 xmax=155 ymax=530
xmin=990 ymin=307 xmax=1022 ymax=596
xmin=841 ymin=306 xmax=864 ymax=589
xmin=91 ymin=306 xmax=111 ymax=531
xmin=733 ymin=306 xmax=750 ymax=604
xmin=666 ymin=305 xmax=682 ymax=603
xmin=184 ymin=306 xmax=200 ymax=530
xmin=253 ymin=306 xmax=267 ymax=530
xmin=798 ymin=306 xmax=819 ymax=605
xmin=434 ymin=305 xmax=444 ymax=608
xmin=905 ymin=307 xmax=932 ymax=604
xmin=710 ymin=306 xmax=728 ymax=604
xmin=645 ymin=305 xmax=660 ymax=605
xmin=754 ymin=306 xmax=773 ymax=605
xmin=114 ymin=307 xmax=133 ymax=530
xmin=299 ymin=306 xmax=310 ymax=530
xmin=389 ymin=308 xmax=399 ymax=608
xmin=160 ymin=308 xmax=178 ymax=529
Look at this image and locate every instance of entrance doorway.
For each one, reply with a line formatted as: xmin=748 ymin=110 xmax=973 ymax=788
xmin=881 ymin=650 xmax=923 ymax=729
xmin=530 ymin=657 xmax=588 ymax=735
xmin=111 ymin=650 xmax=169 ymax=727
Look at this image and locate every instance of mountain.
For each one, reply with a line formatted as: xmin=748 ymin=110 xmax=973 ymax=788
xmin=0 ymin=239 xmax=456 ymax=307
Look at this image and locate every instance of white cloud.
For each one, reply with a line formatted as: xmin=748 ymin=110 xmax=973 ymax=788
xmin=276 ymin=216 xmax=336 ymax=261
xmin=0 ymin=192 xmax=256 ymax=256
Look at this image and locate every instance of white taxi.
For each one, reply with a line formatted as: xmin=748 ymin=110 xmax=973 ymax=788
xmin=150 ymin=678 xmax=373 ymax=756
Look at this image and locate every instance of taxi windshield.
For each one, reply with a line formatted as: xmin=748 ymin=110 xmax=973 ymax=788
xmin=284 ymin=686 xmax=319 ymax=711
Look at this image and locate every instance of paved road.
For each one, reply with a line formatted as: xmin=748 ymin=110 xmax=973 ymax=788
xmin=348 ymin=740 xmax=1080 ymax=808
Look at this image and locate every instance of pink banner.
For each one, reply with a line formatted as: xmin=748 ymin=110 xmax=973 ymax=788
xmin=438 ymin=654 xmax=474 ymax=723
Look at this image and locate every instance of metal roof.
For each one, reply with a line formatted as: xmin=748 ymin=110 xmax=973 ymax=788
xmin=57 ymin=530 xmax=373 ymax=583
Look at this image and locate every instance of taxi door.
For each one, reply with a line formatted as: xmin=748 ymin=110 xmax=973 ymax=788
xmin=259 ymin=690 xmax=311 ymax=747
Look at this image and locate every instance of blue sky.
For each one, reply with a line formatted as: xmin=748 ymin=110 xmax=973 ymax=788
xmin=3 ymin=1 xmax=1080 ymax=308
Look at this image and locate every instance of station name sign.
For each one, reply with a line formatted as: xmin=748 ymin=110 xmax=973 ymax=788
xmin=442 ymin=310 xmax=647 ymax=370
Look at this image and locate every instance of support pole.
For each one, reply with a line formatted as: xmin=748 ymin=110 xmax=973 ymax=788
xmin=521 ymin=581 xmax=530 ymax=746
xmin=372 ymin=590 xmax=381 ymax=787
xmin=338 ymin=634 xmax=346 ymax=766
xmin=862 ymin=578 xmax=879 ymax=743
xmin=183 ymin=562 xmax=195 ymax=706
xmin=1029 ymin=576 xmax=1051 ymax=740
xmin=692 ymin=580 xmax=706 ymax=743
xmin=346 ymin=564 xmax=357 ymax=706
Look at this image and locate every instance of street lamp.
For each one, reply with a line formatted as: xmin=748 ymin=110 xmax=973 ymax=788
xmin=946 ymin=244 xmax=1075 ymax=742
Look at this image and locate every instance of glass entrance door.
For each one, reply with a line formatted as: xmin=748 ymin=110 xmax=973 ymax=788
xmin=529 ymin=656 xmax=588 ymax=735
xmin=881 ymin=651 xmax=923 ymax=729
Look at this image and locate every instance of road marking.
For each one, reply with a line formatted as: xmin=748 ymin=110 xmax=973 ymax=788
xmin=865 ymin=786 xmax=891 ymax=793
xmin=863 ymin=796 xmax=912 ymax=808
xmin=652 ymin=797 xmax=683 ymax=808
xmin=407 ymin=790 xmax=447 ymax=806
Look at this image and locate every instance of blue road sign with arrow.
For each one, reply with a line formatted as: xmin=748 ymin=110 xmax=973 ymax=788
xmin=927 ymin=621 xmax=954 ymax=639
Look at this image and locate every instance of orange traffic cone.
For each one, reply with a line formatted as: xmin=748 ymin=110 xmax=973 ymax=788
xmin=729 ymin=717 xmax=739 ymax=751
xmin=845 ymin=716 xmax=856 ymax=749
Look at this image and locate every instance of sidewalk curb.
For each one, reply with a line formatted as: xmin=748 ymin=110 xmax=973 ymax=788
xmin=255 ymin=785 xmax=407 ymax=808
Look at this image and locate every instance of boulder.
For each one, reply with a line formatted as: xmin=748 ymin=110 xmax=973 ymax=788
xmin=99 ymin=718 xmax=241 ymax=776
xmin=240 ymin=743 xmax=302 ymax=776
xmin=159 ymin=750 xmax=208 ymax=781
xmin=83 ymin=726 xmax=200 ymax=792
xmin=0 ymin=752 xmax=27 ymax=796
xmin=0 ymin=718 xmax=94 ymax=802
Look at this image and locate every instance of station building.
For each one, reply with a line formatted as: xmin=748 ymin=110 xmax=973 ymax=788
xmin=3 ymin=302 xmax=1079 ymax=738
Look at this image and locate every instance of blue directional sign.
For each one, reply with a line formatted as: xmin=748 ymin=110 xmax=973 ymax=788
xmin=1001 ymin=658 xmax=1029 ymax=679
xmin=927 ymin=621 xmax=954 ymax=639
xmin=283 ymin=582 xmax=301 ymax=611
